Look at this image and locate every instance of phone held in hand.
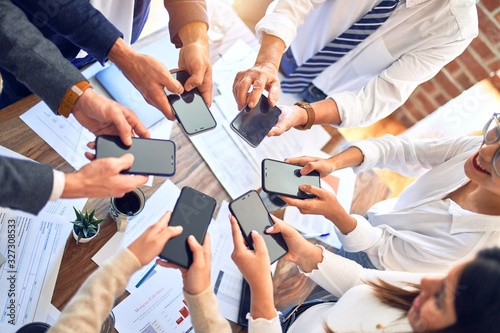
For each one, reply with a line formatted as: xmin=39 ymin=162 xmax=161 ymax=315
xmin=229 ymin=190 xmax=288 ymax=263
xmin=230 ymin=94 xmax=281 ymax=148
xmin=95 ymin=135 xmax=176 ymax=177
xmin=262 ymin=158 xmax=320 ymax=199
xmin=159 ymin=186 xmax=216 ymax=268
xmin=166 ymin=70 xmax=217 ymax=136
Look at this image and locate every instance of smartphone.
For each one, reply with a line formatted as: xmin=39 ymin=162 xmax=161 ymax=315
xmin=95 ymin=135 xmax=176 ymax=177
xmin=229 ymin=190 xmax=288 ymax=263
xmin=262 ymin=158 xmax=320 ymax=199
xmin=159 ymin=187 xmax=216 ymax=268
xmin=166 ymin=70 xmax=217 ymax=135
xmin=237 ymin=278 xmax=251 ymax=327
xmin=230 ymin=94 xmax=281 ymax=148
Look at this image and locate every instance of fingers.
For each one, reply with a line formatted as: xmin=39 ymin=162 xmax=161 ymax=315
xmin=187 ymin=235 xmax=204 ymax=264
xmin=284 ymin=156 xmax=317 ymax=166
xmin=229 ymin=214 xmax=246 ymax=251
xmin=299 ymin=184 xmax=323 ymax=197
xmin=268 ymin=115 xmax=287 ymax=137
xmin=233 ymin=72 xmax=253 ymax=110
xmin=85 ymin=151 xmax=95 ymax=161
xmin=301 ymin=161 xmax=320 ymax=175
xmin=249 ymin=230 xmax=269 ymax=257
xmin=116 ymin=153 xmax=135 ymax=171
xmin=267 ymin=82 xmax=281 ymax=107
xmin=123 ymin=110 xmax=150 ymax=139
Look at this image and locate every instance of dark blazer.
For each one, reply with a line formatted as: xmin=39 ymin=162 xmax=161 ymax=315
xmin=0 ymin=157 xmax=53 ymax=215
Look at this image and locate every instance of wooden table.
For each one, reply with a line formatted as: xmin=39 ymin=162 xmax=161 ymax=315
xmin=0 ymin=4 xmax=390 ymax=332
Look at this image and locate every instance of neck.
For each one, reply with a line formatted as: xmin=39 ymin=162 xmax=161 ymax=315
xmin=455 ymin=182 xmax=500 ymax=215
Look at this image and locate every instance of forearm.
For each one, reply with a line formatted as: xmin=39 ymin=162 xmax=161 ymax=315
xmin=48 ymin=249 xmax=142 ymax=333
xmin=178 ymin=21 xmax=208 ymax=47
xmin=164 ymin=0 xmax=208 ymax=48
xmin=293 ymin=242 xmax=324 ymax=273
xmin=249 ymin=277 xmax=276 ymax=321
xmin=255 ymin=33 xmax=286 ymax=73
xmin=184 ymin=286 xmax=232 ymax=333
xmin=0 ymin=0 xmax=84 ymax=113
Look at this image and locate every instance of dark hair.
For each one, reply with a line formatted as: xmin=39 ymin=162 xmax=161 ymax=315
xmin=368 ymin=248 xmax=500 ymax=333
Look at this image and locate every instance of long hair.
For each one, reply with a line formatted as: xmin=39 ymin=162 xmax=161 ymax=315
xmin=324 ymin=248 xmax=500 ymax=333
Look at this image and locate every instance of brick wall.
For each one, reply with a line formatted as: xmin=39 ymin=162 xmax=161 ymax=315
xmin=393 ymin=0 xmax=500 ymax=127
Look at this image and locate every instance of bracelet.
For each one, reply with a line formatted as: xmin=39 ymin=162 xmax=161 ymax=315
xmin=57 ymin=80 xmax=92 ymax=118
xmin=293 ymin=101 xmax=315 ymax=130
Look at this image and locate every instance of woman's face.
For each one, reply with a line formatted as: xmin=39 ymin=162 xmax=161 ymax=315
xmin=464 ymin=128 xmax=500 ymax=195
xmin=407 ymin=262 xmax=465 ymax=332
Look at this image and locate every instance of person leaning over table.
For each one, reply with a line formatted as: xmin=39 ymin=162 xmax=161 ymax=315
xmin=46 ymin=210 xmax=500 ymax=333
xmin=280 ymin=113 xmax=500 ymax=274
xmin=2 ymin=0 xmax=212 ymax=120
xmin=0 ymin=1 xmax=149 ymax=216
xmin=232 ymin=0 xmax=478 ymax=133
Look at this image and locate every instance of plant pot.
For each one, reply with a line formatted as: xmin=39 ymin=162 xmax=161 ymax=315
xmin=15 ymin=322 xmax=50 ymax=333
xmin=72 ymin=224 xmax=100 ymax=243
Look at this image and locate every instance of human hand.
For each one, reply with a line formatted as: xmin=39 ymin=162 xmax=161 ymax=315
xmin=108 ymin=38 xmax=183 ymax=121
xmin=267 ymin=104 xmax=308 ymax=137
xmin=177 ymin=21 xmax=212 ymax=107
xmin=281 ymin=185 xmax=356 ymax=234
xmin=128 ymin=211 xmax=183 ymax=266
xmin=284 ymin=156 xmax=336 ymax=178
xmin=265 ymin=216 xmax=322 ymax=273
xmin=72 ymin=89 xmax=150 ymax=146
xmin=229 ymin=215 xmax=272 ymax=288
xmin=233 ymin=62 xmax=280 ymax=110
xmin=157 ymin=233 xmax=212 ymax=295
xmin=62 ymin=154 xmax=148 ymax=198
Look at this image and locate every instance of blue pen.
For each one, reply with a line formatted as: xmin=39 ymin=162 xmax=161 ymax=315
xmin=302 ymin=232 xmax=330 ymax=239
xmin=135 ymin=263 xmax=158 ymax=288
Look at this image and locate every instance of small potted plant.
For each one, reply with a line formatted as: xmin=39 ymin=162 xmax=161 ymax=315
xmin=71 ymin=207 xmax=105 ymax=243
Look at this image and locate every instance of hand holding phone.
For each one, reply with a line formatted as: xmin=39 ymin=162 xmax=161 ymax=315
xmin=159 ymin=187 xmax=216 ymax=268
xmin=230 ymin=94 xmax=281 ymax=148
xmin=95 ymin=135 xmax=176 ymax=177
xmin=229 ymin=190 xmax=288 ymax=263
xmin=262 ymin=158 xmax=320 ymax=199
xmin=166 ymin=70 xmax=217 ymax=135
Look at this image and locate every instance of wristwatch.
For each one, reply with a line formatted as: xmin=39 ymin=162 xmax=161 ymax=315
xmin=293 ymin=101 xmax=315 ymax=130
xmin=57 ymin=80 xmax=92 ymax=118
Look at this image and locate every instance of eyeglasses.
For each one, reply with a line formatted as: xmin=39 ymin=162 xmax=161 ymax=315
xmin=482 ymin=113 xmax=500 ymax=177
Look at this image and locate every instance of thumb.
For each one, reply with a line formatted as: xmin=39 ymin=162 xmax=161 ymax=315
xmin=117 ymin=153 xmax=135 ymax=170
xmin=250 ymin=230 xmax=269 ymax=257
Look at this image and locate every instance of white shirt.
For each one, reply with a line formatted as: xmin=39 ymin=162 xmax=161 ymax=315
xmin=288 ymin=248 xmax=424 ymax=333
xmin=256 ymin=0 xmax=478 ymax=127
xmin=338 ymin=135 xmax=500 ymax=273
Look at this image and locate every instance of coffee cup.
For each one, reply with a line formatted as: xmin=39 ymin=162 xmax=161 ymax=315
xmin=109 ymin=188 xmax=145 ymax=232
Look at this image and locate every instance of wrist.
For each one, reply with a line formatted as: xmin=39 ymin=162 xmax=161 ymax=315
xmin=108 ymin=37 xmax=134 ymax=68
xmin=294 ymin=102 xmax=315 ymax=130
xmin=295 ymin=244 xmax=323 ymax=273
xmin=178 ymin=21 xmax=208 ymax=46
xmin=58 ymin=81 xmax=92 ymax=117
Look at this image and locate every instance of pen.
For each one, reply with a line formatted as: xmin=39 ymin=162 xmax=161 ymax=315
xmin=302 ymin=232 xmax=330 ymax=239
xmin=135 ymin=263 xmax=158 ymax=288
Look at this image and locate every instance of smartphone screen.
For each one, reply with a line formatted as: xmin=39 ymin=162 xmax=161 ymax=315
xmin=229 ymin=190 xmax=288 ymax=263
xmin=230 ymin=95 xmax=281 ymax=148
xmin=159 ymin=187 xmax=216 ymax=268
xmin=262 ymin=158 xmax=320 ymax=199
xmin=95 ymin=135 xmax=175 ymax=177
xmin=167 ymin=70 xmax=217 ymax=135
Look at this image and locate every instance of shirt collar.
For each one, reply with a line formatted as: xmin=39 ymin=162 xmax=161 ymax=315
xmin=449 ymin=202 xmax=500 ymax=233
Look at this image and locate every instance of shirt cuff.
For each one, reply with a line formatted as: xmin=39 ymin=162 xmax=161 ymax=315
xmin=348 ymin=140 xmax=380 ymax=173
xmin=335 ymin=215 xmax=383 ymax=252
xmin=50 ymin=170 xmax=65 ymax=201
xmin=247 ymin=310 xmax=281 ymax=331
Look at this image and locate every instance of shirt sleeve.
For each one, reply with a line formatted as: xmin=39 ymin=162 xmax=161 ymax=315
xmin=163 ymin=0 xmax=209 ymax=48
xmin=48 ymin=249 xmax=142 ymax=333
xmin=332 ymin=39 xmax=475 ymax=128
xmin=255 ymin=0 xmax=325 ymax=48
xmin=183 ymin=286 xmax=232 ymax=333
xmin=305 ymin=247 xmax=425 ymax=297
xmin=49 ymin=170 xmax=65 ymax=201
xmin=0 ymin=0 xmax=85 ymax=113
xmin=349 ymin=135 xmax=481 ymax=177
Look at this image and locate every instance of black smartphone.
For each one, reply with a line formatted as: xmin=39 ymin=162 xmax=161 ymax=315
xmin=166 ymin=70 xmax=217 ymax=135
xmin=229 ymin=190 xmax=288 ymax=263
xmin=262 ymin=158 xmax=320 ymax=199
xmin=230 ymin=94 xmax=281 ymax=148
xmin=95 ymin=135 xmax=175 ymax=177
xmin=159 ymin=187 xmax=216 ymax=268
xmin=237 ymin=278 xmax=251 ymax=327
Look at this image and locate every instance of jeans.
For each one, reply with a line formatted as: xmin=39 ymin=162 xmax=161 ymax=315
xmin=337 ymin=248 xmax=378 ymax=269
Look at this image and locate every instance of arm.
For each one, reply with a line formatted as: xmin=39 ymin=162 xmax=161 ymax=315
xmin=49 ymin=213 xmax=183 ymax=333
xmin=0 ymin=157 xmax=53 ymax=215
xmin=0 ymin=0 xmax=85 ymax=112
xmin=12 ymin=0 xmax=121 ymax=65
xmin=233 ymin=0 xmax=324 ymax=110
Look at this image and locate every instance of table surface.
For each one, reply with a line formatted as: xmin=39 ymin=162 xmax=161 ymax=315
xmin=0 ymin=4 xmax=390 ymax=332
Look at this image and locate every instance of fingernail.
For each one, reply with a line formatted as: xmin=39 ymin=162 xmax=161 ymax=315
xmin=174 ymin=226 xmax=183 ymax=231
xmin=251 ymin=230 xmax=259 ymax=235
xmin=265 ymin=226 xmax=274 ymax=233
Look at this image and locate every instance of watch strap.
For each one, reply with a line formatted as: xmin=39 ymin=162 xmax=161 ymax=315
xmin=294 ymin=101 xmax=315 ymax=130
xmin=57 ymin=80 xmax=92 ymax=118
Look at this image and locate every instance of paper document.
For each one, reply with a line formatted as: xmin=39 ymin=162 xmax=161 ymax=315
xmin=0 ymin=209 xmax=72 ymax=332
